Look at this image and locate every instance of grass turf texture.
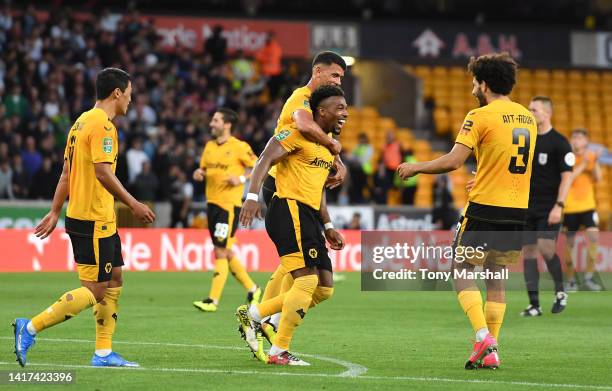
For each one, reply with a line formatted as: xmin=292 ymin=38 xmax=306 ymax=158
xmin=1 ymin=272 xmax=611 ymax=390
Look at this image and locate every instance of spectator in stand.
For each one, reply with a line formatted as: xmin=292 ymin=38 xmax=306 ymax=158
xmin=431 ymin=174 xmax=458 ymax=230
xmin=11 ymin=154 xmax=29 ymax=199
xmin=0 ymin=157 xmax=14 ymax=199
xmin=21 ymin=136 xmax=42 ymax=181
xmin=132 ymin=160 xmax=159 ymax=202
xmin=4 ymin=85 xmax=29 ymax=121
xmin=343 ymin=212 xmax=363 ymax=230
xmin=126 ymin=137 xmax=150 ymax=184
xmin=372 ymin=160 xmax=390 ymax=204
xmin=255 ymin=31 xmax=283 ymax=98
xmin=169 ymin=165 xmax=193 ymax=228
xmin=29 ymin=156 xmax=58 ymax=199
xmin=204 ymin=25 xmax=227 ymax=66
xmin=383 ymin=130 xmax=402 ymax=195
xmin=348 ymin=132 xmax=373 ymax=203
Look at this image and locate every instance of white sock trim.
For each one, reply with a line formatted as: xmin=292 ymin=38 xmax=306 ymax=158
xmin=249 ymin=305 xmax=261 ymax=322
xmin=95 ymin=349 xmax=112 ymax=357
xmin=26 ymin=321 xmax=37 ymax=336
xmin=269 ymin=345 xmax=285 ymax=356
xmin=476 ymin=327 xmax=489 ymax=342
xmin=270 ymin=312 xmax=281 ymax=329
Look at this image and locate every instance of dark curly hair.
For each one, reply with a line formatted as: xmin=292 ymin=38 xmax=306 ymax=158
xmin=309 ymin=85 xmax=345 ymax=118
xmin=467 ymin=52 xmax=518 ymax=95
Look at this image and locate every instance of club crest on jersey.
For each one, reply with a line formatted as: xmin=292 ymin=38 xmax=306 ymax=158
xmin=538 ymin=153 xmax=548 ymax=165
xmin=275 ymin=129 xmax=292 ymax=141
xmin=308 ymin=248 xmax=318 ymax=258
xmin=103 ymin=137 xmax=113 ymax=154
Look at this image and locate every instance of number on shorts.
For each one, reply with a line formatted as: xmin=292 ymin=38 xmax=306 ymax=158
xmin=214 ymin=223 xmax=229 ymax=239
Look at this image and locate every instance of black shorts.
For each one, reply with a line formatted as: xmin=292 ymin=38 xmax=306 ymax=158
xmin=454 ymin=216 xmax=524 ymax=252
xmin=265 ymin=196 xmax=332 ymax=273
xmin=68 ymin=232 xmax=124 ymax=283
xmin=523 ymin=207 xmax=561 ymax=245
xmin=207 ymin=203 xmax=240 ymax=248
xmin=262 ymin=174 xmax=276 ymax=207
xmin=563 ymin=210 xmax=598 ymax=232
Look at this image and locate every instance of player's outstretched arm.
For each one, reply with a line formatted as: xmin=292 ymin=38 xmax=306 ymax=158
xmin=34 ymin=160 xmax=70 ymax=239
xmin=94 ymin=162 xmax=156 ymax=224
xmin=239 ymin=137 xmax=288 ymax=227
xmin=397 ymin=143 xmax=472 ymax=179
xmin=293 ymin=109 xmax=341 ymax=155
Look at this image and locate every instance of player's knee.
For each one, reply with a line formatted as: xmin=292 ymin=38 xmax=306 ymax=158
xmin=91 ymin=286 xmax=108 ymax=303
xmin=312 ymin=286 xmax=334 ymax=306
xmin=214 ymin=247 xmax=229 ymax=259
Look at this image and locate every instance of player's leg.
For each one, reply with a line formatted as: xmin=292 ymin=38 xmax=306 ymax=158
xmin=563 ymin=231 xmax=578 ymax=291
xmin=194 ymin=204 xmax=230 ymax=312
xmin=583 ymin=211 xmax=601 ymax=290
xmin=227 ymin=207 xmax=261 ymax=302
xmin=521 ymin=212 xmax=542 ymax=316
xmin=91 ymin=233 xmax=137 ymax=367
xmin=538 ymin=236 xmax=567 ymax=314
xmin=264 ymin=265 xmax=318 ymax=365
xmin=14 ymin=233 xmax=108 ymax=366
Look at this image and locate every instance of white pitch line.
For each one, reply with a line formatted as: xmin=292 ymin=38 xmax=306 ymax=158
xmin=0 ymin=336 xmax=367 ymax=378
xmin=3 ymin=337 xmax=611 ymax=390
xmin=1 ymin=361 xmax=611 ymax=390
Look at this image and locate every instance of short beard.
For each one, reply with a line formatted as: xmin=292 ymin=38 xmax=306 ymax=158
xmin=475 ymin=88 xmax=487 ymax=107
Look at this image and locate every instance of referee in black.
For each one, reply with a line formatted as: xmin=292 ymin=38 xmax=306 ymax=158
xmin=521 ymin=96 xmax=575 ymax=316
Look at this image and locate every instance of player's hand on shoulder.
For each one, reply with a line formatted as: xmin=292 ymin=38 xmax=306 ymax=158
xmin=326 ymin=159 xmax=347 ymax=189
xmin=239 ymin=199 xmax=262 ymax=227
xmin=328 ymin=138 xmax=342 ymax=155
xmin=466 ymin=170 xmax=476 ymax=192
xmin=131 ymin=201 xmax=156 ymax=224
xmin=224 ymin=176 xmax=241 ymax=186
xmin=325 ymin=228 xmax=345 ymax=250
xmin=193 ymin=168 xmax=205 ymax=182
xmin=34 ymin=211 xmax=60 ymax=239
xmin=397 ymin=162 xmax=417 ymax=180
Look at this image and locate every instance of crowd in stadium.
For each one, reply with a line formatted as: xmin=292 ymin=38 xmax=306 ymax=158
xmin=0 ymin=4 xmax=419 ymax=206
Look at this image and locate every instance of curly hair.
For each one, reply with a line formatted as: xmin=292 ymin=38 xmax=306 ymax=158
xmin=309 ymin=85 xmax=345 ymax=118
xmin=467 ymin=53 xmax=518 ymax=95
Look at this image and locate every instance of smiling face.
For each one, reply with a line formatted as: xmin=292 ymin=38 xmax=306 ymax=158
xmin=315 ymin=95 xmax=348 ymax=135
xmin=312 ymin=63 xmax=345 ymax=89
xmin=209 ymin=111 xmax=229 ymax=138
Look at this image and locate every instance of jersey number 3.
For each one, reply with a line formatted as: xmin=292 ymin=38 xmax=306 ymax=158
xmin=508 ymin=128 xmax=530 ymax=174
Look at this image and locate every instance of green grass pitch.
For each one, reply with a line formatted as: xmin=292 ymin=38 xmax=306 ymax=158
xmin=1 ymin=272 xmax=611 ymax=390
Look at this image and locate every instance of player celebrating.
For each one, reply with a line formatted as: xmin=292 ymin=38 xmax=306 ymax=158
xmin=398 ymin=53 xmax=536 ymax=370
xmin=237 ymin=85 xmax=347 ymax=366
xmin=258 ymin=51 xmax=347 ymax=337
xmin=192 ymin=108 xmax=262 ymax=312
xmin=521 ymin=96 xmax=574 ymax=316
xmin=563 ymin=129 xmax=602 ymax=291
xmin=13 ymin=68 xmax=156 ymax=367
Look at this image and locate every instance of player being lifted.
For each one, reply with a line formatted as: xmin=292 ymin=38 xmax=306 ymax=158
xmin=257 ymin=51 xmax=347 ymax=339
xmin=398 ymin=53 xmax=536 ymax=370
xmin=192 ymin=108 xmax=262 ymax=312
xmin=13 ymin=68 xmax=156 ymax=367
xmin=563 ymin=129 xmax=603 ymax=291
xmin=237 ymin=85 xmax=348 ymax=365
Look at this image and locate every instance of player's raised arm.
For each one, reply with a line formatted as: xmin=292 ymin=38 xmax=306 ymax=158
xmin=397 ymin=143 xmax=472 ymax=179
xmin=94 ymin=162 xmax=155 ymax=224
xmin=34 ymin=159 xmax=70 ymax=239
xmin=239 ymin=137 xmax=289 ymax=227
